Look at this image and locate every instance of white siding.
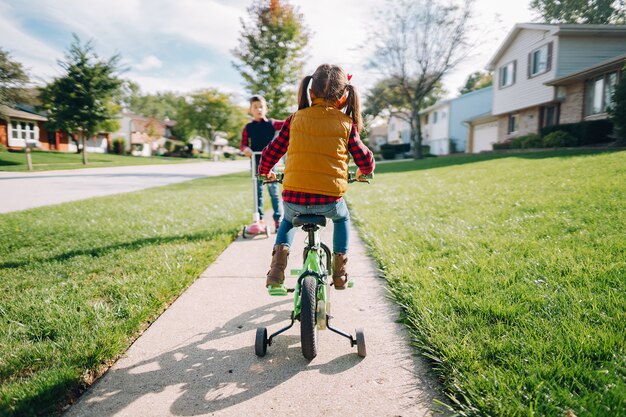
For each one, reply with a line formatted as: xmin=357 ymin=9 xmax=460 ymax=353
xmin=492 ymin=29 xmax=557 ymax=115
xmin=423 ymin=104 xmax=450 ymax=155
xmin=557 ymin=36 xmax=626 ymax=77
xmin=387 ymin=114 xmax=410 ymax=144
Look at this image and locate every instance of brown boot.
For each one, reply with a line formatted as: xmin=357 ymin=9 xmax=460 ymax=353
xmin=266 ymin=244 xmax=289 ymax=287
xmin=332 ymin=253 xmax=349 ymax=290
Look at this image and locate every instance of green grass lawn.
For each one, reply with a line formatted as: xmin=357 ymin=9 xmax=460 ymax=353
xmin=0 ymin=149 xmax=201 ymax=172
xmin=0 ymin=173 xmax=249 ymax=416
xmin=348 ymin=149 xmax=626 ymax=417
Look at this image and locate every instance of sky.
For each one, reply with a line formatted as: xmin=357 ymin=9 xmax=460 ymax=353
xmin=0 ymin=0 xmax=534 ymax=103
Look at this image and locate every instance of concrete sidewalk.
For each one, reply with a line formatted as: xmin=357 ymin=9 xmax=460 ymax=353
xmin=65 ymin=220 xmax=444 ymax=417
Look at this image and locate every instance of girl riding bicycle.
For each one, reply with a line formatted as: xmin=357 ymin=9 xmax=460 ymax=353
xmin=258 ymin=64 xmax=375 ymax=292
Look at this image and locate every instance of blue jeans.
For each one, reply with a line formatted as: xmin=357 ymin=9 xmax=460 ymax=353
xmin=256 ymin=179 xmax=282 ymax=222
xmin=275 ymin=199 xmax=350 ymax=254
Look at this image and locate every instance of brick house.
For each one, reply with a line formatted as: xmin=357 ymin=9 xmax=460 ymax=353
xmin=486 ymin=23 xmax=626 ymax=142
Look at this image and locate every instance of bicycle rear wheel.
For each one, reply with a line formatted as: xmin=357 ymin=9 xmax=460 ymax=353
xmin=300 ymin=275 xmax=318 ymax=360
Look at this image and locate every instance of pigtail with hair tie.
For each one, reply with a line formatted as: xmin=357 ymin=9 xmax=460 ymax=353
xmin=297 ymin=75 xmax=313 ymax=110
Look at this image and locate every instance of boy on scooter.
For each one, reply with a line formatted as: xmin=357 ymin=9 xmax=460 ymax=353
xmin=240 ymin=95 xmax=285 ymax=231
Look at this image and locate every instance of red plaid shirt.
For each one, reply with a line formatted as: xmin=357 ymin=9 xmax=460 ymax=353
xmin=240 ymin=118 xmax=285 ymax=151
xmin=259 ymin=115 xmax=375 ymax=205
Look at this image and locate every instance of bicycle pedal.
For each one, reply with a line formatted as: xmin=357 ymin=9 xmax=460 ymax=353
xmin=267 ymin=285 xmax=288 ymax=296
xmin=348 ymin=280 xmax=355 ymax=288
xmin=290 ymin=269 xmax=302 ymax=276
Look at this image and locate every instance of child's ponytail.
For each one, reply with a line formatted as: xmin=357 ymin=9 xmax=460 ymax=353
xmin=297 ymin=75 xmax=313 ymax=110
xmin=345 ymin=84 xmax=362 ymax=133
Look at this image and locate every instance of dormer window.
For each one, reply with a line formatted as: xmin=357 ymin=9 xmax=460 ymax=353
xmin=499 ymin=61 xmax=516 ymax=88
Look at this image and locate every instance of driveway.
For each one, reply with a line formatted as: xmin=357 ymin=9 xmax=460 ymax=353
xmin=0 ymin=160 xmax=249 ymax=213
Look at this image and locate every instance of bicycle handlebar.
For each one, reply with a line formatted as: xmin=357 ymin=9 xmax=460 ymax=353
xmin=258 ymin=172 xmax=373 ymax=184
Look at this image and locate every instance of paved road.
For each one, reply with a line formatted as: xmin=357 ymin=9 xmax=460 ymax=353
xmin=0 ymin=160 xmax=249 ymax=213
xmin=64 ymin=220 xmax=446 ymax=417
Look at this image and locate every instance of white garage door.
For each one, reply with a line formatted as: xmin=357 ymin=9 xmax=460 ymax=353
xmin=472 ymin=122 xmax=498 ymax=153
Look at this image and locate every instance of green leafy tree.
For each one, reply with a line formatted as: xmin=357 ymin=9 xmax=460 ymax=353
xmin=0 ymin=48 xmax=29 ymax=109
xmin=176 ymin=88 xmax=247 ymax=146
xmin=530 ymin=0 xmax=626 ymax=24
xmin=39 ymin=34 xmax=123 ymax=164
xmin=459 ymin=71 xmax=493 ymax=95
xmin=609 ymin=64 xmax=626 ymax=142
xmin=232 ymin=0 xmax=310 ymax=119
xmin=366 ymin=0 xmax=474 ymax=159
xmin=120 ymin=80 xmax=183 ymax=120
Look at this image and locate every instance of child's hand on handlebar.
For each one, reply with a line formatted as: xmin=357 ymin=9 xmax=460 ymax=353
xmin=262 ymin=172 xmax=277 ymax=182
xmin=355 ymin=168 xmax=367 ymax=182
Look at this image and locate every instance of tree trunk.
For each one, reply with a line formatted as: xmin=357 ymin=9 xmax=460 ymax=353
xmin=81 ymin=132 xmax=88 ymax=165
xmin=411 ymin=106 xmax=423 ymax=160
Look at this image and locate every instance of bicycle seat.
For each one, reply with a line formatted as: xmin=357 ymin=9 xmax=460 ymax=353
xmin=292 ymin=215 xmax=326 ymax=227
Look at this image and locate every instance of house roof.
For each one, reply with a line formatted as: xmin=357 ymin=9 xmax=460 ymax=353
xmin=486 ymin=23 xmax=626 ymax=70
xmin=0 ymin=105 xmax=48 ymax=122
xmin=545 ymin=53 xmax=626 ymax=86
xmin=419 ymin=86 xmax=493 ymax=115
xmin=463 ymin=112 xmax=499 ymax=124
xmin=419 ymin=99 xmax=452 ymax=115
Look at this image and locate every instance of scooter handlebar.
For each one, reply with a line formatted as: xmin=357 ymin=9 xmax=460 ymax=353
xmin=257 ymin=171 xmax=372 ymax=184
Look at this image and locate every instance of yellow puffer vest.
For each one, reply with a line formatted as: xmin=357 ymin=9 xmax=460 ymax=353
xmin=283 ymin=99 xmax=352 ymax=197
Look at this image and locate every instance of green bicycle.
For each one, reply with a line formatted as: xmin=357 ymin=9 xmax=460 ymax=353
xmin=255 ymin=172 xmax=369 ymax=360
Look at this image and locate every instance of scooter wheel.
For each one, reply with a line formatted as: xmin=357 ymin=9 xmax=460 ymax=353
xmin=255 ymin=327 xmax=268 ymax=357
xmin=242 ymin=226 xmax=248 ymax=239
xmin=264 ymin=226 xmax=269 ymax=238
xmin=355 ymin=328 xmax=366 ymax=358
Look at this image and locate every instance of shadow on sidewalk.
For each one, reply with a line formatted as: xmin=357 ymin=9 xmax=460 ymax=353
xmin=69 ymin=299 xmax=362 ymax=416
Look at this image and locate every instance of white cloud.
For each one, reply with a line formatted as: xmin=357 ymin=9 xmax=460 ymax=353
xmin=134 ymin=55 xmax=163 ymax=71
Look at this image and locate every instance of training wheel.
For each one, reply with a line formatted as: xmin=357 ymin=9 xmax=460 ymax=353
xmin=255 ymin=327 xmax=268 ymax=357
xmin=355 ymin=328 xmax=366 ymax=358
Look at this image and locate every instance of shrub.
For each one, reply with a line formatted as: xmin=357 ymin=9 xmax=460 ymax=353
xmin=540 ymin=120 xmax=613 ymax=145
xmin=492 ymin=140 xmax=512 ymax=150
xmin=520 ymin=133 xmax=543 ymax=149
xmin=543 ymin=130 xmax=578 ymax=147
xmin=609 ymin=65 xmax=626 ymax=142
xmin=111 ymin=137 xmax=126 ymax=155
xmin=509 ymin=137 xmax=524 ymax=149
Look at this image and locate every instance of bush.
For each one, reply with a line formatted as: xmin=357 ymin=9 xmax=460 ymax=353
xmin=380 ymin=143 xmax=410 ymax=160
xmin=542 ymin=130 xmax=578 ymax=147
xmin=540 ymin=120 xmax=613 ymax=145
xmin=520 ymin=133 xmax=543 ymax=149
xmin=111 ymin=137 xmax=126 ymax=155
xmin=509 ymin=137 xmax=524 ymax=149
xmin=609 ymin=66 xmax=626 ymax=142
xmin=492 ymin=140 xmax=512 ymax=150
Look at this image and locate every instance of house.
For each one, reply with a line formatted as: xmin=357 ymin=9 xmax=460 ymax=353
xmin=420 ymin=86 xmax=493 ymax=155
xmin=367 ymin=119 xmax=388 ymax=152
xmin=486 ymin=23 xmax=626 ymax=142
xmin=114 ymin=113 xmax=177 ymax=157
xmin=386 ymin=112 xmax=411 ymax=146
xmin=0 ymin=104 xmax=79 ymax=152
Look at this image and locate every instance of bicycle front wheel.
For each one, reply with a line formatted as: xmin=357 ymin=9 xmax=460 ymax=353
xmin=300 ymin=275 xmax=318 ymax=360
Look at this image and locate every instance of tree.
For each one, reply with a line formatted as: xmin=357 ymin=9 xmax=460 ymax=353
xmin=119 ymin=80 xmax=183 ymax=121
xmin=40 ymin=35 xmax=122 ymax=164
xmin=0 ymin=48 xmax=29 ymax=109
xmin=609 ymin=64 xmax=626 ymax=142
xmin=232 ymin=0 xmax=310 ymax=119
xmin=176 ymin=88 xmax=247 ymax=146
xmin=366 ymin=0 xmax=474 ymax=159
xmin=39 ymin=35 xmax=122 ymax=164
xmin=364 ymin=77 xmax=444 ymax=122
xmin=459 ymin=71 xmax=493 ymax=95
xmin=530 ymin=0 xmax=626 ymax=24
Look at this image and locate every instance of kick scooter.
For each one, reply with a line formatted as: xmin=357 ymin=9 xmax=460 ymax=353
xmin=242 ymin=151 xmax=270 ymax=239
xmin=255 ymin=172 xmax=371 ymax=360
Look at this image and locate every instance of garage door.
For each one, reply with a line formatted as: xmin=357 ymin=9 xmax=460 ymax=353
xmin=472 ymin=122 xmax=498 ymax=153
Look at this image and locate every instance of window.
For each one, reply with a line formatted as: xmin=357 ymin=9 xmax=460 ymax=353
xmin=529 ymin=43 xmax=552 ymax=77
xmin=499 ymin=61 xmax=516 ymax=88
xmin=9 ymin=120 xmax=37 ymax=144
xmin=585 ymin=71 xmax=619 ymax=116
xmin=433 ymin=112 xmax=438 ymax=123
xmin=508 ymin=114 xmax=518 ymax=134
xmin=541 ymin=104 xmax=559 ymax=128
